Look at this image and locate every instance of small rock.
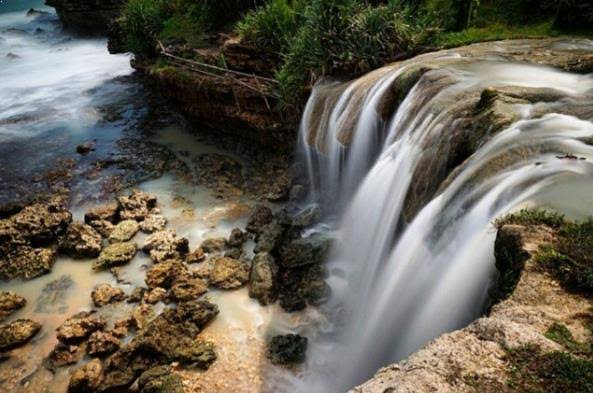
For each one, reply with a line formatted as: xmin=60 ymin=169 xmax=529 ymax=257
xmin=145 ymin=259 xmax=191 ymax=289
xmin=58 ymin=222 xmax=102 ymax=258
xmin=84 ymin=203 xmax=119 ymax=224
xmin=137 ymin=365 xmax=184 ymax=393
xmin=200 ymin=237 xmax=228 ymax=253
xmin=144 ymin=287 xmax=167 ymax=304
xmin=246 ymin=205 xmax=273 ymax=234
xmin=289 ymin=184 xmax=307 ymax=201
xmin=0 ymin=319 xmax=41 ymax=350
xmin=109 ymin=220 xmax=140 ymax=243
xmin=76 ymin=142 xmax=95 ymax=155
xmin=56 ymin=312 xmax=106 ymax=344
xmin=142 ymin=229 xmax=189 ymax=264
xmin=118 ymin=190 xmax=157 ymax=222
xmin=91 ymin=283 xmax=126 ymax=307
xmin=87 ymin=330 xmax=120 ymax=357
xmin=140 ymin=214 xmax=167 ymax=234
xmin=68 ymin=358 xmax=103 ymax=392
xmin=248 ymin=253 xmax=278 ymax=305
xmin=291 ymin=205 xmax=322 ymax=228
xmin=186 ymin=247 xmax=205 ymax=264
xmin=228 ymin=228 xmax=245 ymax=248
xmin=224 ymin=247 xmax=243 ymax=260
xmin=170 ymin=278 xmax=207 ymax=302
xmin=87 ymin=219 xmax=115 ymax=238
xmin=131 ymin=304 xmax=156 ymax=329
xmin=0 ymin=291 xmax=26 ymax=321
xmin=127 ymin=287 xmax=146 ymax=303
xmin=267 ymin=334 xmax=308 ymax=365
xmin=94 ymin=242 xmax=137 ymax=270
xmin=254 ymin=221 xmax=285 ymax=253
xmin=44 ymin=343 xmax=84 ymax=371
xmin=210 ymin=256 xmax=249 ymax=289
xmin=278 ymin=234 xmax=332 ymax=269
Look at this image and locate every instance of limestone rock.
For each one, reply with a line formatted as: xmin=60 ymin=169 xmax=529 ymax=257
xmin=87 ymin=330 xmax=120 ymax=357
xmin=68 ymin=358 xmax=103 ymax=393
xmin=0 ymin=291 xmax=26 ymax=321
xmin=91 ymin=283 xmax=126 ymax=307
xmin=254 ymin=221 xmax=284 ymax=253
xmin=267 ymin=334 xmax=308 ymax=365
xmin=58 ymin=222 xmax=102 ymax=258
xmin=186 ymin=247 xmax=205 ymax=264
xmin=56 ymin=312 xmax=106 ymax=344
xmin=210 ymin=256 xmax=250 ymax=289
xmin=44 ymin=343 xmax=85 ymax=371
xmin=142 ymin=229 xmax=189 ymax=264
xmin=278 ymin=234 xmax=332 ymax=269
xmin=200 ymin=237 xmax=228 ymax=253
xmin=246 ymin=205 xmax=273 ymax=234
xmin=137 ymin=366 xmax=184 ymax=393
xmin=228 ymin=228 xmax=245 ymax=248
xmin=145 ymin=259 xmax=191 ymax=289
xmin=248 ymin=253 xmax=278 ymax=305
xmin=94 ymin=242 xmax=137 ymax=270
xmin=0 ymin=319 xmax=41 ymax=350
xmin=140 ymin=214 xmax=167 ymax=234
xmin=127 ymin=287 xmax=146 ymax=303
xmin=108 ymin=219 xmax=140 ymax=243
xmin=84 ymin=203 xmax=119 ymax=224
xmin=170 ymin=278 xmax=208 ymax=302
xmin=118 ymin=190 xmax=157 ymax=222
xmin=144 ymin=288 xmax=167 ymax=304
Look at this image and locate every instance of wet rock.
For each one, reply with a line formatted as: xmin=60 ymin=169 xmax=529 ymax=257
xmin=99 ymin=301 xmax=218 ymax=391
xmin=278 ymin=264 xmax=329 ymax=312
xmin=145 ymin=259 xmax=191 ymax=289
xmin=118 ymin=190 xmax=157 ymax=222
xmin=142 ymin=229 xmax=189 ymax=264
xmin=87 ymin=219 xmax=115 ymax=238
xmin=140 ymin=214 xmax=167 ymax=234
xmin=0 ymin=291 xmax=26 ymax=321
xmin=291 ymin=205 xmax=322 ymax=229
xmin=246 ymin=205 xmax=273 ymax=234
xmin=289 ymin=184 xmax=307 ymax=201
xmin=5 ymin=199 xmax=71 ymax=245
xmin=170 ymin=278 xmax=208 ymax=302
xmin=91 ymin=283 xmax=127 ymax=307
xmin=132 ymin=304 xmax=156 ymax=329
xmin=137 ymin=366 xmax=184 ymax=393
xmin=44 ymin=343 xmax=85 ymax=371
xmin=0 ymin=319 xmax=41 ymax=350
xmin=254 ymin=221 xmax=285 ymax=253
xmin=278 ymin=234 xmax=332 ymax=269
xmin=93 ymin=242 xmax=137 ymax=270
xmin=228 ymin=228 xmax=245 ymax=248
xmin=0 ymin=245 xmax=58 ymax=280
xmin=200 ymin=237 xmax=228 ymax=253
xmin=210 ymin=256 xmax=250 ymax=289
xmin=76 ymin=142 xmax=95 ymax=155
xmin=68 ymin=358 xmax=103 ymax=393
xmin=109 ymin=219 xmax=140 ymax=243
xmin=58 ymin=222 xmax=102 ymax=258
xmin=85 ymin=203 xmax=119 ymax=224
xmin=266 ymin=174 xmax=291 ymax=202
xmin=193 ymin=153 xmax=244 ymax=195
xmin=268 ymin=334 xmax=308 ymax=365
xmin=186 ymin=248 xmax=205 ymax=264
xmin=248 ymin=253 xmax=278 ymax=305
xmin=56 ymin=311 xmax=106 ymax=344
xmin=87 ymin=330 xmax=120 ymax=357
xmin=224 ymin=247 xmax=244 ymax=260
xmin=144 ymin=287 xmax=167 ymax=304
xmin=127 ymin=287 xmax=146 ymax=303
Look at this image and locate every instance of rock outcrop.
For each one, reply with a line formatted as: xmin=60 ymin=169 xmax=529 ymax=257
xmin=45 ymin=0 xmax=124 ymax=35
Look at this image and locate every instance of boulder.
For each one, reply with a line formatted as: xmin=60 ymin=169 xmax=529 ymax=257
xmin=145 ymin=259 xmax=191 ymax=289
xmin=291 ymin=205 xmax=322 ymax=228
xmin=87 ymin=219 xmax=115 ymax=238
xmin=84 ymin=203 xmax=119 ymax=224
xmin=278 ymin=234 xmax=332 ymax=269
xmin=91 ymin=283 xmax=127 ymax=307
xmin=118 ymin=190 xmax=157 ymax=222
xmin=144 ymin=288 xmax=167 ymax=304
xmin=200 ymin=237 xmax=228 ymax=253
xmin=93 ymin=242 xmax=137 ymax=270
xmin=140 ymin=214 xmax=167 ymax=234
xmin=142 ymin=229 xmax=189 ymax=264
xmin=0 ymin=245 xmax=57 ymax=280
xmin=267 ymin=334 xmax=308 ymax=365
xmin=87 ymin=330 xmax=120 ymax=357
xmin=131 ymin=304 xmax=156 ymax=329
xmin=137 ymin=366 xmax=184 ymax=393
xmin=254 ymin=221 xmax=285 ymax=253
xmin=127 ymin=287 xmax=146 ymax=303
xmin=228 ymin=228 xmax=246 ymax=248
xmin=44 ymin=343 xmax=85 ymax=371
xmin=278 ymin=264 xmax=330 ymax=312
xmin=108 ymin=220 xmax=140 ymax=243
xmin=170 ymin=278 xmax=208 ymax=302
xmin=186 ymin=247 xmax=205 ymax=264
xmin=58 ymin=222 xmax=102 ymax=258
xmin=56 ymin=312 xmax=106 ymax=344
xmin=210 ymin=257 xmax=250 ymax=289
xmin=0 ymin=291 xmax=26 ymax=321
xmin=99 ymin=301 xmax=218 ymax=391
xmin=68 ymin=358 xmax=103 ymax=393
xmin=0 ymin=319 xmax=41 ymax=350
xmin=248 ymin=253 xmax=278 ymax=305
xmin=224 ymin=247 xmax=244 ymax=260
xmin=246 ymin=205 xmax=273 ymax=234
xmin=7 ymin=199 xmax=72 ymax=245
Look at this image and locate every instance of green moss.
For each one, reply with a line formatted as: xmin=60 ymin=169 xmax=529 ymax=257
xmin=493 ymin=209 xmax=566 ymax=231
xmin=545 ymin=323 xmax=585 ymax=353
xmin=159 ymin=13 xmax=205 ymax=47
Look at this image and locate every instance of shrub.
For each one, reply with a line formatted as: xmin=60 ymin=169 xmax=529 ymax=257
xmin=121 ymin=0 xmax=170 ymax=56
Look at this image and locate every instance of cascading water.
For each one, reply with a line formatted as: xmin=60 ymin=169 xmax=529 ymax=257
xmin=291 ymin=40 xmax=593 ymax=392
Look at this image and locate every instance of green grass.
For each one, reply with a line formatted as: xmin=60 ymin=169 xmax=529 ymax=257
xmin=159 ymin=13 xmax=205 ymax=47
xmin=545 ymin=323 xmax=586 ymax=353
xmin=493 ymin=209 xmax=566 ymax=231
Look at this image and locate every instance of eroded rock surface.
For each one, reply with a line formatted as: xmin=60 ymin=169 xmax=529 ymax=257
xmin=94 ymin=242 xmax=137 ymax=270
xmin=58 ymin=222 xmax=102 ymax=258
xmin=0 ymin=291 xmax=26 ymax=321
xmin=0 ymin=319 xmax=41 ymax=350
xmin=91 ymin=283 xmax=126 ymax=307
xmin=209 ymin=256 xmax=249 ymax=289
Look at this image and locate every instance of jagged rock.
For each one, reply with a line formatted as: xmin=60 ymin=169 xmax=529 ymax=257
xmin=291 ymin=205 xmax=322 ymax=228
xmin=131 ymin=304 xmax=156 ymax=329
xmin=118 ymin=190 xmax=157 ymax=222
xmin=140 ymin=213 xmax=167 ymax=234
xmin=56 ymin=311 xmax=106 ymax=344
xmin=278 ymin=264 xmax=329 ymax=312
xmin=278 ymin=234 xmax=332 ymax=269
xmin=0 ymin=291 xmax=26 ymax=321
xmin=44 ymin=343 xmax=84 ymax=371
xmin=228 ymin=228 xmax=246 ymax=248
xmin=170 ymin=278 xmax=208 ymax=302
xmin=0 ymin=245 xmax=57 ymax=280
xmin=87 ymin=330 xmax=120 ymax=357
xmin=6 ymin=199 xmax=72 ymax=245
xmin=46 ymin=0 xmax=124 ymax=35
xmin=246 ymin=205 xmax=273 ymax=234
xmin=87 ymin=219 xmax=115 ymax=238
xmin=109 ymin=219 xmax=140 ymax=243
xmin=267 ymin=334 xmax=308 ymax=365
xmin=0 ymin=319 xmax=41 ymax=350
xmin=84 ymin=203 xmax=119 ymax=224
xmin=58 ymin=222 xmax=102 ymax=258
xmin=99 ymin=301 xmax=218 ymax=391
xmin=266 ymin=173 xmax=291 ymax=202
xmin=127 ymin=287 xmax=146 ymax=303
xmin=200 ymin=237 xmax=228 ymax=253
xmin=91 ymin=283 xmax=127 ymax=307
xmin=145 ymin=259 xmax=191 ymax=289
xmin=69 ymin=359 xmax=103 ymax=392
xmin=137 ymin=366 xmax=184 ymax=393
xmin=210 ymin=257 xmax=250 ymax=289
xmin=254 ymin=221 xmax=285 ymax=253
xmin=94 ymin=242 xmax=137 ymax=270
xmin=248 ymin=253 xmax=278 ymax=305
xmin=186 ymin=248 xmax=205 ymax=264
xmin=142 ymin=229 xmax=189 ymax=263
xmin=144 ymin=288 xmax=167 ymax=304
xmin=224 ymin=247 xmax=244 ymax=260
xmin=112 ymin=318 xmax=133 ymax=338
xmin=76 ymin=142 xmax=95 ymax=155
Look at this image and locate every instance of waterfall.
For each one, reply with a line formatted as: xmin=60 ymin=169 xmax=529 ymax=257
xmin=291 ymin=41 xmax=593 ymax=392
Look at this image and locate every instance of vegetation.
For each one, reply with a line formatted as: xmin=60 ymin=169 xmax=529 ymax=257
xmin=493 ymin=209 xmax=566 ymax=230
xmin=545 ymin=323 xmax=586 ymax=353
